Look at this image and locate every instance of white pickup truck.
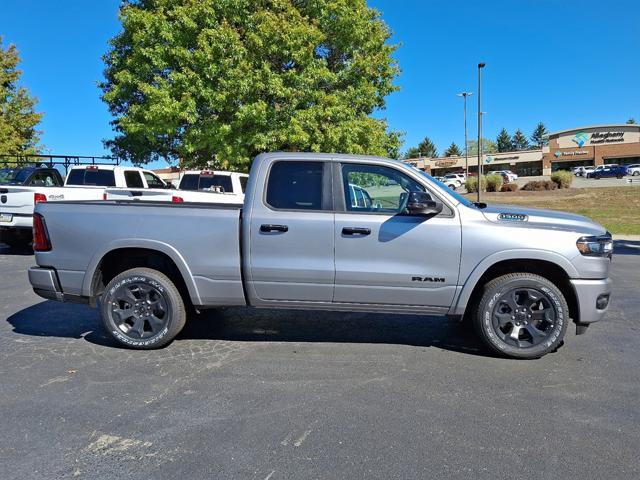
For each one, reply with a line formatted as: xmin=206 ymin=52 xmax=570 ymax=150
xmin=0 ymin=165 xmax=168 ymax=247
xmin=104 ymin=170 xmax=248 ymax=204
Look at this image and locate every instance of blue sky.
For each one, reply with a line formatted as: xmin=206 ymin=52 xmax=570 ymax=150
xmin=2 ymin=0 xmax=639 ymax=166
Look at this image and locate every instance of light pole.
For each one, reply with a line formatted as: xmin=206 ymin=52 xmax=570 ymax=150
xmin=477 ymin=62 xmax=486 ymax=204
xmin=457 ymin=92 xmax=473 ymax=177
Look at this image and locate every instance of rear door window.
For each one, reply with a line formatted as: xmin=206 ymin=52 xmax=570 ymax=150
xmin=239 ymin=176 xmax=248 ymax=193
xmin=266 ymin=161 xmax=325 ymax=210
xmin=124 ymin=170 xmax=144 ymax=188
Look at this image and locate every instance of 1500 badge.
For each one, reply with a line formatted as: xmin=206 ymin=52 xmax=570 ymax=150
xmin=498 ymin=213 xmax=528 ymax=222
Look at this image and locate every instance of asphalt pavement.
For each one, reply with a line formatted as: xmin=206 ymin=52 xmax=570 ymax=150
xmin=0 ymin=242 xmax=639 ymax=479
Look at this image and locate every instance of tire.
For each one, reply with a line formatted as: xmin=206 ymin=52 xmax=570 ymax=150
xmin=100 ymin=267 xmax=187 ymax=349
xmin=633 ymin=171 xmax=639 ymax=176
xmin=448 ymin=184 xmax=456 ymax=190
xmin=474 ymin=273 xmax=569 ymax=359
xmin=616 ymin=174 xmax=623 ymax=179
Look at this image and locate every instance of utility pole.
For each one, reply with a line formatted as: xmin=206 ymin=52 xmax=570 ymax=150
xmin=477 ymin=62 xmax=486 ymax=204
xmin=457 ymin=92 xmax=473 ymax=177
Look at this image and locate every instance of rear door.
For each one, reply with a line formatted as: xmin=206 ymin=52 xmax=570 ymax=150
xmin=248 ymin=160 xmax=334 ymax=302
xmin=333 ymin=161 xmax=461 ymax=309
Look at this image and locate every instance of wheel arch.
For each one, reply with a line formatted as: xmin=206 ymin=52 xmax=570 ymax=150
xmin=83 ymin=239 xmax=201 ymax=305
xmin=452 ymin=251 xmax=580 ymax=324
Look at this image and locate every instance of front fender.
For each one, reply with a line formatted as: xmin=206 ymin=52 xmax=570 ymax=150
xmin=449 ymin=249 xmax=580 ymax=316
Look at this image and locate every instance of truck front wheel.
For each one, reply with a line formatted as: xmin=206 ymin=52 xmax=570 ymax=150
xmin=101 ymin=267 xmax=186 ymax=349
xmin=474 ymin=273 xmax=568 ymax=359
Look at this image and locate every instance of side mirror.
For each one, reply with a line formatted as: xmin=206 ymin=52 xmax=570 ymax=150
xmin=406 ymin=191 xmax=443 ymax=216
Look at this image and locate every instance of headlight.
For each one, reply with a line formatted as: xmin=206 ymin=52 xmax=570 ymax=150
xmin=576 ymin=233 xmax=613 ymax=257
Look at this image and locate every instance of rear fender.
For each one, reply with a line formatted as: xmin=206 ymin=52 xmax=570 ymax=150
xmin=81 ymin=238 xmax=202 ymax=305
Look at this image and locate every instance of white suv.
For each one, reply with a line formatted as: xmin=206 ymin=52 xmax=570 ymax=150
xmin=443 ymin=173 xmax=465 ymax=187
xmin=626 ymin=164 xmax=640 ymax=176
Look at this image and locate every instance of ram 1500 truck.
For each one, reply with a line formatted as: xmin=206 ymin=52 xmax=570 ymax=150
xmin=28 ymin=153 xmax=613 ymax=359
xmin=1 ymin=165 xmax=169 ymax=247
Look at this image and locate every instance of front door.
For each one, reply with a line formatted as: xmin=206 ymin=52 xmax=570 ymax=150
xmin=248 ymin=160 xmax=335 ymax=302
xmin=333 ymin=162 xmax=461 ymax=309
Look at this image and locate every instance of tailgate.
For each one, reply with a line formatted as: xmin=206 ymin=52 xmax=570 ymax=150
xmin=0 ymin=187 xmax=36 ymax=216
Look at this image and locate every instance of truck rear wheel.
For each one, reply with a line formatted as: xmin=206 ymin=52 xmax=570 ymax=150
xmin=101 ymin=267 xmax=186 ymax=349
xmin=474 ymin=273 xmax=568 ymax=359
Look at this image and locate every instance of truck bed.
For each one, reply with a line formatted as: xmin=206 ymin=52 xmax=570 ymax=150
xmin=34 ymin=200 xmax=246 ymax=306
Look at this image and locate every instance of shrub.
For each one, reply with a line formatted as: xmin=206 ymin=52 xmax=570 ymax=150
xmin=501 ymin=183 xmax=519 ymax=192
xmin=486 ymin=174 xmax=503 ymax=192
xmin=551 ymin=170 xmax=573 ymax=189
xmin=522 ymin=180 xmax=557 ymax=191
xmin=465 ymin=176 xmax=487 ymax=193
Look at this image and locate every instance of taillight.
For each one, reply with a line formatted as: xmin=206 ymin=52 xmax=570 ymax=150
xmin=33 ymin=213 xmax=51 ymax=251
xmin=172 ymin=196 xmax=184 ymax=203
xmin=86 ymin=165 xmax=99 ymax=170
xmin=103 ymin=193 xmax=108 ymax=200
xmin=34 ymin=193 xmax=47 ymax=204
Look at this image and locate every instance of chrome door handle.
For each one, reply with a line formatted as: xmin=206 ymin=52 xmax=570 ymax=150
xmin=260 ymin=224 xmax=289 ymax=233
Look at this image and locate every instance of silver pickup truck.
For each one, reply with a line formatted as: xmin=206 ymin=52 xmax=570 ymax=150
xmin=28 ymin=153 xmax=613 ymax=359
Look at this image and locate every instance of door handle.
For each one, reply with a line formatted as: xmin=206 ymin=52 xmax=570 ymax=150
xmin=260 ymin=224 xmax=289 ymax=233
xmin=342 ymin=227 xmax=371 ymax=236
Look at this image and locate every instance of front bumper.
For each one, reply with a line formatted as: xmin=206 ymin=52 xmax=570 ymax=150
xmin=571 ymin=278 xmax=612 ymax=325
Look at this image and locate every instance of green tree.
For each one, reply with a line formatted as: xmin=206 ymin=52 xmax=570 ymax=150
xmin=511 ymin=129 xmax=529 ymax=151
xmin=0 ymin=37 xmax=43 ymax=154
xmin=467 ymin=138 xmax=497 ymax=155
xmin=627 ymin=118 xmax=637 ymax=124
xmin=496 ymin=128 xmax=513 ymax=152
xmin=443 ymin=142 xmax=462 ymax=157
xmin=530 ymin=122 xmax=548 ymax=148
xmin=404 ymin=136 xmax=438 ymax=158
xmin=100 ymin=0 xmax=401 ymax=170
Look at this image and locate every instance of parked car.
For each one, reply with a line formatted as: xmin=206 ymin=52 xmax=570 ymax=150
xmin=626 ymin=164 xmax=640 ymax=176
xmin=494 ymin=170 xmax=518 ymax=182
xmin=434 ymin=176 xmax=458 ymax=190
xmin=0 ymin=165 xmax=168 ymax=247
xmin=578 ymin=166 xmax=596 ymax=177
xmin=442 ymin=173 xmax=464 ymax=187
xmin=29 ymin=152 xmax=612 ymax=359
xmin=586 ymin=165 xmax=628 ymax=179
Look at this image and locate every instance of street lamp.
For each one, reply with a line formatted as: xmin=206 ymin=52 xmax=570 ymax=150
xmin=456 ymin=92 xmax=473 ymax=177
xmin=477 ymin=62 xmax=486 ymax=204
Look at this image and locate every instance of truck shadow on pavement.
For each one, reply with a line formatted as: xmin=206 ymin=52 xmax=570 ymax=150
xmin=7 ymin=301 xmax=494 ymax=357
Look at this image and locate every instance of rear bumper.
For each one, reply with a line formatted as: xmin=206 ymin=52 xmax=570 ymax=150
xmin=28 ymin=266 xmax=90 ymax=304
xmin=29 ymin=266 xmax=63 ymax=301
xmin=571 ymin=277 xmax=612 ymax=325
xmin=0 ymin=213 xmax=33 ymax=229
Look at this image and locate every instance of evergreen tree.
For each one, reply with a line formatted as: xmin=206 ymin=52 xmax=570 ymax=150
xmin=0 ymin=37 xmax=43 ymax=154
xmin=511 ymin=129 xmax=530 ymax=151
xmin=530 ymin=122 xmax=548 ymax=148
xmin=444 ymin=142 xmax=462 ymax=157
xmin=467 ymin=138 xmax=497 ymax=155
xmin=404 ymin=136 xmax=438 ymax=158
xmin=101 ymin=0 xmax=401 ymax=169
xmin=496 ymin=128 xmax=513 ymax=152
xmin=627 ymin=118 xmax=637 ymax=124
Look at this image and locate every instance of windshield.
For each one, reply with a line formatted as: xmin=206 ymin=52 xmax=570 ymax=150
xmin=0 ymin=168 xmax=34 ymax=185
xmin=409 ymin=166 xmax=476 ymax=208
